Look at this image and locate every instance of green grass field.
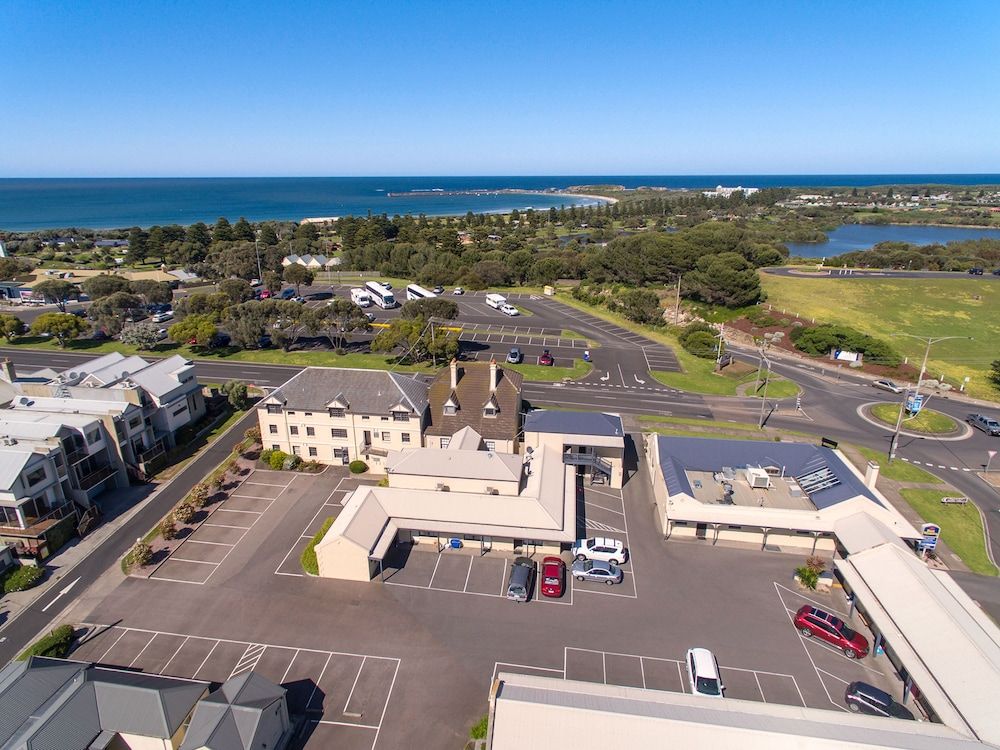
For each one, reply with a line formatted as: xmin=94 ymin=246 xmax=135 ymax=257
xmin=869 ymin=403 xmax=959 ymax=434
xmin=505 ymin=358 xmax=592 ymax=382
xmin=899 ymin=489 xmax=998 ymax=576
xmin=853 ymin=445 xmax=941 ymax=483
xmin=760 ymin=274 xmax=999 ymax=399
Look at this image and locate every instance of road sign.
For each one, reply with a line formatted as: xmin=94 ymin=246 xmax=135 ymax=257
xmin=920 ymin=522 xmax=941 ymax=551
xmin=906 ymin=393 xmax=924 ymax=414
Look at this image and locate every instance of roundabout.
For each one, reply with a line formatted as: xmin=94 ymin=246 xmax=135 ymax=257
xmin=857 ymin=401 xmax=972 ymax=440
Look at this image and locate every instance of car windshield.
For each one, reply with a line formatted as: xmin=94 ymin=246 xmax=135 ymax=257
xmin=544 ymin=576 xmax=559 ymax=585
xmin=831 ymin=618 xmax=857 ymax=639
xmin=696 ymin=676 xmax=721 ymax=695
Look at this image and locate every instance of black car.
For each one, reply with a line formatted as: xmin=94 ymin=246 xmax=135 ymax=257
xmin=258 ymin=335 xmax=272 ymax=349
xmin=844 ymin=682 xmax=914 ymax=719
xmin=968 ymin=267 xmax=984 ymax=275
xmin=208 ymin=332 xmax=231 ymax=349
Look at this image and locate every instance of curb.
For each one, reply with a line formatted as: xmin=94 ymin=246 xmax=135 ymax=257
xmin=854 ymin=402 xmax=973 ymax=441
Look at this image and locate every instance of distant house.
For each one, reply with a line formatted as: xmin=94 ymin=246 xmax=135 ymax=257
xmin=94 ymin=238 xmax=130 ymax=248
xmin=282 ymin=254 xmax=339 ymax=269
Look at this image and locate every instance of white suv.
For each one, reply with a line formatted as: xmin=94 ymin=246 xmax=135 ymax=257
xmin=571 ymin=537 xmax=627 ymax=565
xmin=686 ymin=648 xmax=724 ymax=698
xmin=499 ymin=303 xmax=520 ymax=317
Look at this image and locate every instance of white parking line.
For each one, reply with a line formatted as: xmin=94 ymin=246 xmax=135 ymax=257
xmin=344 ymin=656 xmax=367 ymax=713
xmin=462 ymin=556 xmax=475 ymax=592
xmin=183 ymin=539 xmax=234 ymax=547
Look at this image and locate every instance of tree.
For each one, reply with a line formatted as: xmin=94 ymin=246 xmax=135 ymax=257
xmin=88 ymin=292 xmax=143 ymax=336
xmin=683 ymin=252 xmax=763 ymax=308
xmin=128 ymin=279 xmax=173 ymax=306
xmin=81 ymin=274 xmax=131 ymax=300
xmin=213 ymin=217 xmax=235 ymax=242
xmin=221 ymin=380 xmax=248 ymax=409
xmin=125 ymin=227 xmax=149 ymax=264
xmin=0 ymin=313 xmax=26 ymax=341
xmin=119 ymin=322 xmax=163 ymax=350
xmin=371 ymin=318 xmax=459 ymax=365
xmin=0 ymin=257 xmax=30 ymax=281
xmin=321 ymin=298 xmax=371 ymax=348
xmin=258 ymin=224 xmax=279 ymax=246
xmin=282 ymin=264 xmax=314 ymax=294
xmin=31 ymin=279 xmax=79 ymax=312
xmin=400 ymin=298 xmax=459 ymax=321
xmin=169 ymin=314 xmax=217 ymax=346
xmin=617 ymin=289 xmax=662 ymax=324
xmin=31 ymin=312 xmax=89 ymax=347
xmin=233 ymin=217 xmax=255 ymax=241
xmin=263 ymin=270 xmax=282 ymax=293
xmin=218 ymin=278 xmax=254 ymax=304
xmin=186 ymin=222 xmax=212 ymax=248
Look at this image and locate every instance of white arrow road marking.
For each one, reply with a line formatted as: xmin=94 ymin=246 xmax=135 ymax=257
xmin=41 ymin=577 xmax=81 ymax=613
xmin=634 ymin=374 xmax=646 ymax=385
xmin=600 ymin=372 xmax=610 ymax=382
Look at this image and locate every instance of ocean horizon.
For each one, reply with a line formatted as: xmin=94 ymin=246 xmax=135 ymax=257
xmin=2 ymin=175 xmax=999 ymax=231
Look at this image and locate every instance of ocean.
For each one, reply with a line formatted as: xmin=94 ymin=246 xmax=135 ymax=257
xmin=1 ymin=175 xmax=999 ymax=231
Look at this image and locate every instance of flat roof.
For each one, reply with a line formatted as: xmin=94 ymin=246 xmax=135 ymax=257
xmin=835 ymin=543 xmax=1000 ymax=744
xmin=490 ymin=672 xmax=988 ymax=750
xmin=386 ymin=447 xmax=523 ymax=482
xmin=524 ymin=410 xmax=624 ymax=439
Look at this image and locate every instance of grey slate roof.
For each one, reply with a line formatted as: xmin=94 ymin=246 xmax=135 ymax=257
xmin=180 ymin=672 xmax=286 ymax=750
xmin=524 ymin=410 xmax=623 ymax=438
xmin=655 ymin=435 xmax=881 ymax=510
xmin=268 ymin=366 xmax=428 ymax=415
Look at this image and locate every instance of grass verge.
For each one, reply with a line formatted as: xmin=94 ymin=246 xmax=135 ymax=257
xmin=505 ymin=358 xmax=592 ymax=382
xmin=853 ymin=446 xmax=942 ymax=483
xmin=18 ymin=624 xmax=75 ymax=660
xmin=870 ymin=404 xmax=959 ymax=435
xmin=301 ymin=517 xmax=336 ymax=575
xmin=899 ymin=489 xmax=998 ymax=576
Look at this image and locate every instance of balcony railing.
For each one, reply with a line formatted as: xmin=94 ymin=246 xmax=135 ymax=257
xmin=0 ymin=500 xmax=75 ymax=535
xmin=562 ymin=452 xmax=613 ymax=476
xmin=63 ymin=446 xmax=91 ymax=465
xmin=76 ymin=464 xmax=117 ymax=491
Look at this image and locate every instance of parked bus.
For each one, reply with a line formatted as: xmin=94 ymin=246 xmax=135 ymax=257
xmin=365 ymin=280 xmax=397 ymax=309
xmin=485 ymin=293 xmax=507 ymax=309
xmin=405 ymin=283 xmax=437 ymax=301
xmin=350 ymin=288 xmax=372 ymax=308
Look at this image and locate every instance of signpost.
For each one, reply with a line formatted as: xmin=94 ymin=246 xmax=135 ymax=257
xmin=988 ymin=450 xmax=997 ymax=473
xmin=920 ymin=522 xmax=941 ymax=555
xmin=906 ymin=393 xmax=925 ymax=415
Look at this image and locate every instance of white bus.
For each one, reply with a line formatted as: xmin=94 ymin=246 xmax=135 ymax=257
xmin=405 ymin=283 xmax=437 ymax=301
xmin=365 ymin=280 xmax=397 ymax=309
xmin=350 ymin=288 xmax=372 ymax=308
xmin=485 ymin=293 xmax=507 ymax=309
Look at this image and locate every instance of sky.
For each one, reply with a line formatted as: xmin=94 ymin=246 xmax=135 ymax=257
xmin=1 ymin=0 xmax=999 ymax=177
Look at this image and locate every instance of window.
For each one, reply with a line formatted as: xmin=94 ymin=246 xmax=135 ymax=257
xmin=269 ymin=425 xmax=278 ymax=434
xmin=266 ymin=404 xmax=282 ymax=414
xmin=380 ymin=416 xmax=389 ymax=421
xmin=333 ymin=447 xmax=347 ymax=458
xmin=171 ymin=406 xmax=187 ymax=417
xmin=291 ymin=445 xmax=300 ymax=455
xmin=331 ymin=428 xmax=348 ymax=438
xmin=289 ymin=426 xmax=299 ymax=435
xmin=272 ymin=444 xmax=280 ymax=451
xmin=328 ymin=407 xmax=345 ymax=418
xmin=483 ymin=406 xmax=496 ymax=417
xmin=308 ymin=447 xmax=318 ymax=457
xmin=306 ymin=426 xmax=315 ymax=436
xmin=381 ymin=431 xmax=390 ymax=441
xmin=485 ymin=440 xmax=496 ymax=452
xmin=392 ymin=412 xmax=409 ymax=422
xmin=444 ymin=405 xmax=457 ymax=416
xmin=128 ymin=417 xmax=141 ymax=429
xmin=25 ymin=467 xmax=47 ymax=486
xmin=361 ymin=415 xmax=369 ymax=420
xmin=86 ymin=429 xmax=101 ymax=445
xmin=287 ymin=411 xmax=296 ymax=415
xmin=401 ymin=433 xmax=411 ymax=443
xmin=440 ymin=437 xmax=450 ymax=449
xmin=304 ymin=412 xmax=312 ymax=417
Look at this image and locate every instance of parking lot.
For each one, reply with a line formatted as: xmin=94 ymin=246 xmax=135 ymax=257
xmin=71 ymin=624 xmax=399 ymax=750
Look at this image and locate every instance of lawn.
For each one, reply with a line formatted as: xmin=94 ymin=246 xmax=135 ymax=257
xmin=899 ymin=489 xmax=998 ymax=576
xmin=869 ymin=403 xmax=959 ymax=434
xmin=760 ymin=274 xmax=1000 ymax=399
xmin=853 ymin=445 xmax=942 ymax=483
xmin=505 ymin=358 xmax=592 ymax=382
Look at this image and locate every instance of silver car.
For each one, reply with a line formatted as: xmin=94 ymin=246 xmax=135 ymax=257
xmin=872 ymin=379 xmax=903 ymax=394
xmin=571 ymin=559 xmax=623 ymax=585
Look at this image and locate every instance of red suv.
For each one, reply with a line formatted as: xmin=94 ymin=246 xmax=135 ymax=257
xmin=540 ymin=556 xmax=565 ymax=598
xmin=794 ymin=605 xmax=869 ymax=658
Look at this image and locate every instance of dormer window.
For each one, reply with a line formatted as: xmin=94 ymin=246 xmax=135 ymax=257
xmin=444 ymin=404 xmax=457 ymax=416
xmin=328 ymin=407 xmax=346 ymax=418
xmin=483 ymin=406 xmax=497 ymax=418
xmin=392 ymin=411 xmax=410 ymax=422
xmin=266 ymin=404 xmax=282 ymax=415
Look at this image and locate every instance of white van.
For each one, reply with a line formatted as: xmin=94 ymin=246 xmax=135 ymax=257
xmin=686 ymin=647 xmax=724 ymax=698
xmin=485 ymin=293 xmax=507 ymax=309
xmin=350 ymin=288 xmax=372 ymax=308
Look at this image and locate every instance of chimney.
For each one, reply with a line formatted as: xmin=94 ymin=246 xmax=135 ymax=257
xmin=864 ymin=460 xmax=880 ymax=489
xmin=489 ymin=358 xmax=498 ymax=392
xmin=450 ymin=359 xmax=458 ymax=390
xmin=0 ymin=359 xmax=15 ymax=383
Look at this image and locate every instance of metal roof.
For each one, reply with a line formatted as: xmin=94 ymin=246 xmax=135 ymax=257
xmin=179 ymin=672 xmax=286 ymax=750
xmin=386 ymin=447 xmax=523 ymax=482
xmin=655 ymin=436 xmax=880 ymax=510
xmin=524 ymin=410 xmax=624 ymax=438
xmin=266 ymin=367 xmax=428 ymax=416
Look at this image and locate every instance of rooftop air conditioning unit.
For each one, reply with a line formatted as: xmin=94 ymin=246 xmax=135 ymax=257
xmin=485 ymin=487 xmax=499 ymax=495
xmin=435 ymin=483 xmax=450 ymax=492
xmin=746 ymin=467 xmax=771 ymax=489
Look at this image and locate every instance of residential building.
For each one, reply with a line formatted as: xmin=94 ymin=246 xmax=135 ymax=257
xmin=315 ymin=428 xmax=576 ymax=581
xmin=424 ymin=360 xmax=523 ymax=454
xmin=0 ymin=656 xmax=290 ymax=750
xmin=523 ymin=410 xmax=625 ymax=488
xmin=648 ymin=435 xmax=920 ymax=553
xmin=257 ymin=367 xmax=429 ymax=472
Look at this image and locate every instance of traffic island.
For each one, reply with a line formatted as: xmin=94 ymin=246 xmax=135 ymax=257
xmin=865 ymin=402 xmax=962 ymax=436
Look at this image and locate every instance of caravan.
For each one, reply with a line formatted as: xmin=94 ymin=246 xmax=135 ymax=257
xmin=350 ymin=288 xmax=372 ymax=308
xmin=485 ymin=293 xmax=507 ymax=310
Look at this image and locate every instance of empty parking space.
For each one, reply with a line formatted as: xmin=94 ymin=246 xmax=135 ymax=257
xmin=72 ymin=625 xmax=399 ymax=750
xmin=643 ymin=345 xmax=682 ymax=372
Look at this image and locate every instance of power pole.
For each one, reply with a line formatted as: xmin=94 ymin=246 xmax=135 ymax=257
xmin=673 ymin=275 xmax=682 ymax=324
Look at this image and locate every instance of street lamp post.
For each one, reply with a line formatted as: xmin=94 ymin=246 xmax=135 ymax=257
xmin=758 ymin=354 xmax=772 ymax=429
xmin=887 ymin=333 xmax=972 ymax=462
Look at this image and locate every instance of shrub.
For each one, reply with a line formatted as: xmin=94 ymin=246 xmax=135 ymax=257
xmin=244 ymin=426 xmax=261 ymax=442
xmin=173 ymin=502 xmax=196 ymax=524
xmin=268 ymin=450 xmax=289 ymax=470
xmin=282 ymin=454 xmax=302 ymax=471
xmin=349 ymin=460 xmax=369 ymax=474
xmin=260 ymin=449 xmax=274 ymax=465
xmin=18 ymin=624 xmax=74 ymax=660
xmin=470 ymin=715 xmax=489 ymax=740
xmin=159 ymin=518 xmax=178 ymax=540
xmin=789 ymin=324 xmax=901 ymax=366
xmin=190 ymin=483 xmax=211 ymax=508
xmin=2 ymin=564 xmax=44 ymax=594
xmin=124 ymin=540 xmax=153 ymax=569
xmin=298 ymin=460 xmax=324 ymax=473
xmin=678 ymin=321 xmax=720 ymax=359
xmin=300 ymin=517 xmax=336 ymax=575
xmin=210 ymin=476 xmax=225 ymax=492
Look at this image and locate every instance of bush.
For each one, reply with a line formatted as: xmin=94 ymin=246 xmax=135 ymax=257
xmin=268 ymin=450 xmax=290 ymax=470
xmin=789 ymin=324 xmax=901 ymax=366
xmin=244 ymin=426 xmax=261 ymax=442
xmin=349 ymin=460 xmax=369 ymax=474
xmin=300 ymin=517 xmax=335 ymax=575
xmin=298 ymin=460 xmax=324 ymax=473
xmin=159 ymin=518 xmax=178 ymax=540
xmin=282 ymin=454 xmax=302 ymax=471
xmin=678 ymin=321 xmax=720 ymax=359
xmin=2 ymin=564 xmax=44 ymax=594
xmin=795 ymin=566 xmax=819 ymax=590
xmin=470 ymin=714 xmax=489 ymax=740
xmin=18 ymin=624 xmax=74 ymax=660
xmin=190 ymin=483 xmax=211 ymax=508
xmin=260 ymin=449 xmax=274 ymax=465
xmin=124 ymin=540 xmax=153 ymax=569
xmin=173 ymin=502 xmax=196 ymax=524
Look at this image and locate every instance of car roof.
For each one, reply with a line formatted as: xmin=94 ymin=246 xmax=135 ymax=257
xmin=688 ymin=648 xmax=720 ymax=676
xmin=847 ymin=681 xmax=892 ymax=704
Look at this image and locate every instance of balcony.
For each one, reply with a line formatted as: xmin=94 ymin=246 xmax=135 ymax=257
xmin=562 ymin=452 xmax=613 ymax=476
xmin=0 ymin=501 xmax=75 ymax=537
xmin=63 ymin=445 xmax=91 ymax=465
xmin=76 ymin=464 xmax=117 ymax=491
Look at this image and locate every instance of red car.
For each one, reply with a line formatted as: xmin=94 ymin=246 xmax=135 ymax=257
xmin=538 ymin=349 xmax=554 ymax=367
xmin=540 ymin=556 xmax=566 ymax=598
xmin=794 ymin=605 xmax=869 ymax=658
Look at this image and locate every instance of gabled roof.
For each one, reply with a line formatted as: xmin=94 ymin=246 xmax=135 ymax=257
xmin=0 ymin=448 xmax=41 ymax=490
xmin=179 ymin=672 xmax=286 ymax=750
xmin=448 ymin=426 xmax=483 ymax=450
xmin=266 ymin=367 xmax=428 ymax=416
xmin=425 ymin=361 xmax=522 ymax=441
xmin=386 ymin=447 xmax=523 ymax=482
xmin=524 ymin=409 xmax=624 ymax=439
xmin=124 ymin=355 xmax=195 ymax=398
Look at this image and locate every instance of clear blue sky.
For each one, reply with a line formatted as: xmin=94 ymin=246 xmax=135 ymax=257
xmin=2 ymin=0 xmax=998 ymax=177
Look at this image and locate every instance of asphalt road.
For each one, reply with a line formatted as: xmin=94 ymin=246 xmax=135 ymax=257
xmin=764 ymin=267 xmax=1000 ymax=280
xmin=0 ymin=408 xmax=259 ymax=665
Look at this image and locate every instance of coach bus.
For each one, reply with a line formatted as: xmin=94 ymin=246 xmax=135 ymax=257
xmin=405 ymin=283 xmax=438 ymax=301
xmin=365 ymin=280 xmax=397 ymax=309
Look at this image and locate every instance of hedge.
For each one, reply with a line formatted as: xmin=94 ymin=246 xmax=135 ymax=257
xmin=300 ymin=517 xmax=336 ymax=575
xmin=18 ymin=624 xmax=75 ymax=660
xmin=2 ymin=564 xmax=44 ymax=595
xmin=349 ymin=460 xmax=369 ymax=474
